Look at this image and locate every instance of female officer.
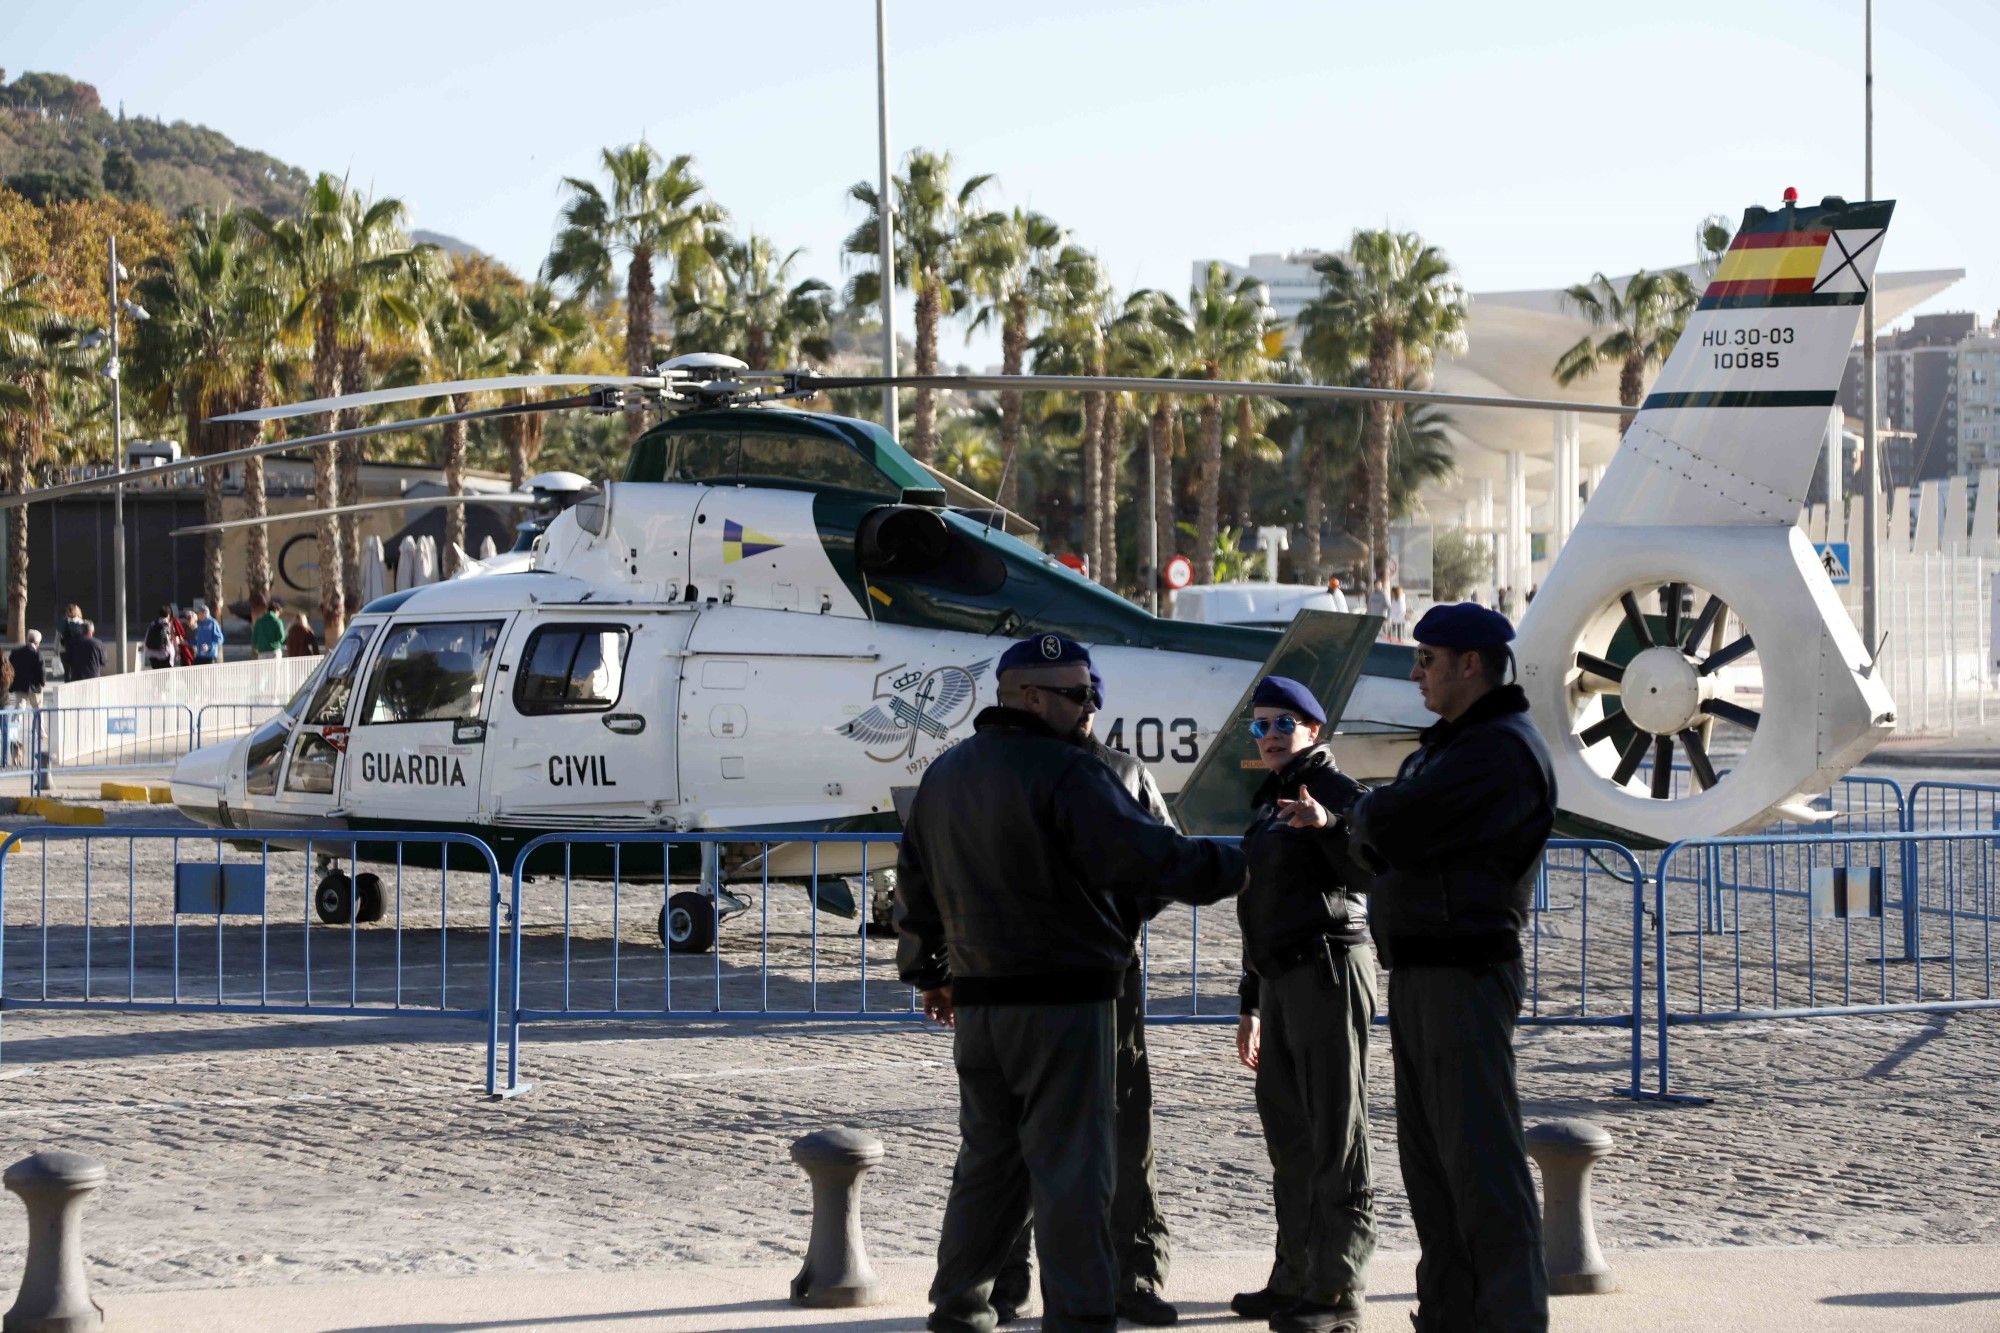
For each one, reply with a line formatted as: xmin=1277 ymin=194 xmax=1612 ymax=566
xmin=1229 ymin=675 xmax=1375 ymax=1333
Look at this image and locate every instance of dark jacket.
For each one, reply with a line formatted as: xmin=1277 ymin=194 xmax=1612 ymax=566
xmin=895 ymin=705 xmax=1245 ymax=1005
xmin=8 ymin=644 xmax=45 ymax=692
xmin=1237 ymin=745 xmax=1371 ymax=1014
xmin=1348 ymin=684 xmax=1555 ymax=968
xmin=61 ymin=636 xmax=106 ymax=682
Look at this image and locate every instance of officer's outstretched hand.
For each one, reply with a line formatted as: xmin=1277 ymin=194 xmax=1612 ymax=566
xmin=922 ymin=985 xmax=956 ymax=1028
xmin=1236 ymin=1014 xmax=1260 ymax=1070
xmin=1275 ymin=791 xmax=1330 ymax=829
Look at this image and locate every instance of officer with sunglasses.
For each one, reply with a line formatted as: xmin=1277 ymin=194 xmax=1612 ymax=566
xmin=897 ymin=633 xmax=1245 ymax=1333
xmin=993 ymin=663 xmax=1183 ymax=1327
xmin=1227 ymin=676 xmax=1376 ymax=1333
xmin=1341 ymin=603 xmax=1556 ymax=1332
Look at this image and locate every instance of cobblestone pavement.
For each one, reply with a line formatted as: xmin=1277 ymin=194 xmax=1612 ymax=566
xmin=0 ymin=1002 xmax=1996 ymax=1294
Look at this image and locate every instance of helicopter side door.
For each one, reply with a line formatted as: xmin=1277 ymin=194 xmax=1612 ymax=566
xmin=258 ymin=620 xmax=380 ymax=824
xmin=488 ymin=611 xmax=685 ymax=824
xmin=339 ymin=615 xmax=512 ymax=829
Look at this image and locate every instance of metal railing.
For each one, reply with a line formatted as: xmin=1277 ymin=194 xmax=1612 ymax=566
xmin=490 ymin=831 xmax=1649 ymax=1098
xmin=0 ymin=704 xmax=199 ymax=790
xmin=0 ymin=827 xmax=503 ymax=1078
xmin=1645 ymin=827 xmax=2000 ymax=1099
xmin=193 ymin=701 xmax=291 ymax=747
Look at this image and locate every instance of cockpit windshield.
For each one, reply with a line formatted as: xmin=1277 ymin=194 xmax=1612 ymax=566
xmin=627 ymin=427 xmax=904 ymax=501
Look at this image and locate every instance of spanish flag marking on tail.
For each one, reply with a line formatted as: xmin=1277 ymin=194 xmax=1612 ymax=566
xmin=722 ymin=519 xmax=783 ymax=564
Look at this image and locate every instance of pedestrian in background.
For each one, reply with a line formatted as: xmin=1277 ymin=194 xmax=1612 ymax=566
xmin=62 ymin=621 xmax=106 ymax=682
xmin=252 ymin=598 xmax=285 ymax=660
xmin=9 ymin=630 xmax=46 ymax=708
xmin=191 ymin=604 xmax=224 ymax=665
xmin=58 ymin=604 xmax=84 ymax=650
xmin=1325 ymin=577 xmax=1349 ymax=614
xmin=142 ymin=604 xmax=177 ymax=669
xmin=7 ymin=630 xmax=46 ymax=768
xmin=993 ymin=662 xmax=1181 ymax=1328
xmin=1387 ymin=586 xmax=1410 ymax=640
xmin=1347 ymin=603 xmax=1556 ymax=1332
xmin=1229 ymin=676 xmax=1376 ymax=1333
xmin=284 ymin=609 xmax=319 ymax=657
xmin=896 ymin=633 xmax=1245 ymax=1333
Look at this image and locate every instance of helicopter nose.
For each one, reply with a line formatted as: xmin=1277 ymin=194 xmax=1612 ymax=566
xmin=170 ymin=740 xmax=236 ymax=828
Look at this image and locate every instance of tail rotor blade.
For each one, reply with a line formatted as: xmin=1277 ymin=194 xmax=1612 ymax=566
xmin=1579 ymin=712 xmax=1625 ymax=747
xmin=1682 ymin=596 xmax=1725 ymax=654
xmin=1650 ymin=736 xmax=1674 ymax=799
xmin=1701 ymin=699 xmax=1761 ymax=730
xmin=1575 ymin=652 xmax=1626 ymax=684
xmin=1681 ymin=729 xmax=1720 ymax=790
xmin=1612 ymin=730 xmax=1651 ymax=786
xmin=1699 ymin=635 xmax=1757 ymax=676
xmin=1619 ymin=592 xmax=1656 ymax=648
xmin=1663 ymin=582 xmax=1685 ymax=646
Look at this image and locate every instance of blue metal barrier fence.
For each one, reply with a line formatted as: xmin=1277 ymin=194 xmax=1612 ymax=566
xmin=0 ymin=827 xmax=503 ymax=1080
xmin=490 ymin=832 xmax=1650 ymax=1099
xmin=1648 ymin=827 xmax=2000 ymax=1099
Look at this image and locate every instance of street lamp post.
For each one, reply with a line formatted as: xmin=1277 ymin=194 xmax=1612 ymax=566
xmin=874 ymin=0 xmax=899 ymax=439
xmin=1861 ymin=0 xmax=1880 ymax=653
xmin=109 ymin=236 xmax=129 ymax=674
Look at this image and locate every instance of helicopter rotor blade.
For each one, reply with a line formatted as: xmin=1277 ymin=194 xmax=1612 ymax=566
xmin=1578 ymin=712 xmax=1625 ymax=747
xmin=1574 ymin=651 xmax=1626 ymax=684
xmin=210 ymin=374 xmax=666 ymax=424
xmin=1681 ymin=728 xmax=1720 ymax=790
xmin=1611 ymin=730 xmax=1651 ymax=786
xmin=1682 ymin=594 xmax=1725 ymax=654
xmin=0 ymin=393 xmax=593 ymax=513
xmin=170 ymin=491 xmax=537 ymax=538
xmin=1618 ymin=592 xmax=1656 ymax=648
xmin=787 ymin=372 xmax=1630 ymax=418
xmin=1650 ymin=736 xmax=1674 ymax=799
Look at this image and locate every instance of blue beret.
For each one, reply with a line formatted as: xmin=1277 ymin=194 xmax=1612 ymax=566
xmin=1413 ymin=602 xmax=1515 ymax=649
xmin=997 ymin=633 xmax=1093 ymax=675
xmin=1250 ymin=675 xmax=1326 ymax=724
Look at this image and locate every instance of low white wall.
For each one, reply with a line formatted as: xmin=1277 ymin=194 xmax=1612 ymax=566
xmin=43 ymin=657 xmax=319 ymax=763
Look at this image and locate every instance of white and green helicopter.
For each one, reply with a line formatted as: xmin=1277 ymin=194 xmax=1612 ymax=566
xmin=9 ymin=195 xmax=1899 ymax=948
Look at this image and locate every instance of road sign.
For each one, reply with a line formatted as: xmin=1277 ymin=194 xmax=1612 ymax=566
xmin=105 ymin=715 xmax=137 ymax=736
xmin=1815 ymin=542 xmax=1850 ymax=585
xmin=1163 ymin=555 xmax=1194 ymax=590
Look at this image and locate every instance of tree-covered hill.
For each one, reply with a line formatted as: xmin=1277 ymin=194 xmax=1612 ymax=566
xmin=0 ymin=69 xmax=313 ymax=215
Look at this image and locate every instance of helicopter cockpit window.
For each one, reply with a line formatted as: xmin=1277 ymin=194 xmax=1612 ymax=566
xmin=514 ymin=624 xmax=630 ymax=715
xmin=640 ymin=430 xmax=901 ymax=500
xmin=359 ymin=620 xmax=504 ymax=725
xmin=303 ymin=624 xmax=377 ymax=727
xmin=245 ymin=714 xmax=291 ymax=796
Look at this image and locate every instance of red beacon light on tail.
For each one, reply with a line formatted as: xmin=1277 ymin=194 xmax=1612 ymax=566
xmin=1782 ymin=186 xmax=1799 ymax=205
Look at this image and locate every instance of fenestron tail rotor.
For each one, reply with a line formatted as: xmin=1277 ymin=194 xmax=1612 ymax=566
xmin=1566 ymin=579 xmax=1761 ymax=800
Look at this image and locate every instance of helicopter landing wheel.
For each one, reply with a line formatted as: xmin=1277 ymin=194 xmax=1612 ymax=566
xmin=315 ymin=869 xmax=386 ymax=925
xmin=661 ymin=890 xmax=717 ymax=954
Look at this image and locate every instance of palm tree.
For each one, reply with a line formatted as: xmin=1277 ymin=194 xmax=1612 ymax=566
xmin=420 ymin=291 xmax=504 ymax=574
xmin=0 ymin=262 xmax=88 ymax=642
xmin=1553 ymin=268 xmax=1696 ymax=431
xmin=964 ymin=209 xmax=1066 ymax=511
xmin=545 ymin=144 xmax=722 ymax=396
xmin=843 ymin=149 xmax=993 ymax=462
xmin=483 ymin=284 xmax=593 ymax=489
xmin=333 ymin=216 xmax=435 ymax=608
xmin=254 ymin=175 xmax=427 ymax=637
xmin=675 ymin=233 xmax=834 ymax=371
xmin=1307 ymin=231 xmax=1468 ymax=585
xmin=1185 ymin=262 xmax=1272 ymax=584
xmin=1113 ymin=288 xmax=1192 ymax=599
xmin=130 ymin=207 xmax=265 ymax=615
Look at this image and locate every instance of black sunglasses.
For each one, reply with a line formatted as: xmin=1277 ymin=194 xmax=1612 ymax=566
xmin=1032 ymin=683 xmax=1102 ymax=709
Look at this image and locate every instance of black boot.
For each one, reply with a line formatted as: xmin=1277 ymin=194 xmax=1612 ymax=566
xmin=1270 ymin=1292 xmax=1363 ymax=1333
xmin=1230 ymin=1288 xmax=1294 ymax=1321
xmin=1116 ymin=1288 xmax=1180 ymax=1326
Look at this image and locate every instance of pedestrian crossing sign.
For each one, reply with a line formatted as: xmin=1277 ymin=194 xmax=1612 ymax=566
xmin=1815 ymin=542 xmax=1850 ymax=585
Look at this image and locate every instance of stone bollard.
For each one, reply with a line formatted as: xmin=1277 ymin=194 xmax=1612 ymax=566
xmin=5 ymin=1151 xmax=106 ymax=1333
xmin=788 ymin=1128 xmax=884 ymax=1308
xmin=1525 ymin=1119 xmax=1616 ymax=1295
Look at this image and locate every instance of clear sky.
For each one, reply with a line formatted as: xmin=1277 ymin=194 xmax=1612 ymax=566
xmin=12 ymin=0 xmax=1997 ymax=364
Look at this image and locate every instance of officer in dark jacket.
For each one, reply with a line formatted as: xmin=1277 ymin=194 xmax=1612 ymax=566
xmin=994 ymin=664 xmax=1180 ymax=1327
xmin=1346 ymin=603 xmax=1556 ymax=1332
xmin=1228 ymin=676 xmax=1375 ymax=1332
xmin=897 ymin=633 xmax=1245 ymax=1333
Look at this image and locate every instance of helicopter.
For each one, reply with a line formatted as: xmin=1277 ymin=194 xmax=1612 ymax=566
xmin=5 ymin=194 xmax=1897 ymax=950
